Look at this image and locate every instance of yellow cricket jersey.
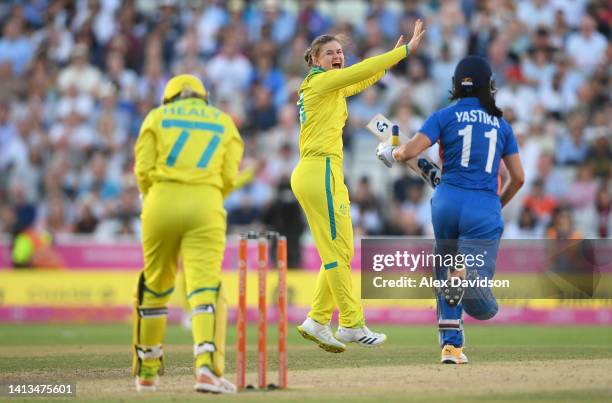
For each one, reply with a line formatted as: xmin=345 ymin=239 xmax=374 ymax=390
xmin=134 ymin=98 xmax=243 ymax=197
xmin=296 ymin=45 xmax=409 ymax=160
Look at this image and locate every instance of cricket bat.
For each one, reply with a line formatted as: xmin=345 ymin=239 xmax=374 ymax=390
xmin=366 ymin=113 xmax=442 ymax=189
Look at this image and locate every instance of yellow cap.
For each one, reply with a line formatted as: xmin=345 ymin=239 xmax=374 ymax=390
xmin=161 ymin=74 xmax=207 ymax=104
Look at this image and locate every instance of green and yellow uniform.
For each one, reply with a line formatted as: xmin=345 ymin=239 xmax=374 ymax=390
xmin=133 ymin=92 xmax=243 ymax=377
xmin=291 ymin=46 xmax=409 ymax=327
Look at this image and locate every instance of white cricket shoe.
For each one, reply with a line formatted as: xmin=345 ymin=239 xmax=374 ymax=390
xmin=194 ymin=366 xmax=237 ymax=394
xmin=335 ymin=325 xmax=387 ymax=347
xmin=297 ymin=317 xmax=346 ymax=353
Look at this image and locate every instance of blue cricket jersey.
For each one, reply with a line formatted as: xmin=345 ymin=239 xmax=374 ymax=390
xmin=419 ymin=98 xmax=518 ymax=193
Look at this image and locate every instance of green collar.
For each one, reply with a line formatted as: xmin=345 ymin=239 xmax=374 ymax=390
xmin=306 ymin=66 xmax=326 ymax=80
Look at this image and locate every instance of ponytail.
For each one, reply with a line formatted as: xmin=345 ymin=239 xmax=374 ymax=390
xmin=477 ymin=81 xmax=503 ymax=118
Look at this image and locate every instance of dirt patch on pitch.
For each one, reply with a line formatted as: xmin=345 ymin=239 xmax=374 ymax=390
xmin=288 ymin=358 xmax=612 ymax=395
xmin=68 ymin=359 xmax=611 ymax=401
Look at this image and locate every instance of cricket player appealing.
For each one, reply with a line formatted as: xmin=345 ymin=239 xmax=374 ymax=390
xmin=132 ymin=74 xmax=243 ymax=393
xmin=292 ymin=21 xmax=426 ymax=352
xmin=377 ymin=56 xmax=525 ymax=363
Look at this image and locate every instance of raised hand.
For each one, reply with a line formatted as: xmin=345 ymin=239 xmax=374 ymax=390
xmin=407 ymin=19 xmax=426 ymax=54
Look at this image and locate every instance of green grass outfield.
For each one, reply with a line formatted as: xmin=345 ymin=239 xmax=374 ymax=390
xmin=1 ymin=324 xmax=611 ymax=402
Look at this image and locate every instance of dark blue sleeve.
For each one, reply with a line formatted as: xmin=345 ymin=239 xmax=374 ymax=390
xmin=502 ymin=123 xmax=519 ymax=157
xmin=418 ymin=111 xmax=441 ymax=144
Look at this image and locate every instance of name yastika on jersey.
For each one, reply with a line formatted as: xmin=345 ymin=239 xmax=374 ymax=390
xmin=454 ymin=110 xmax=500 ymax=128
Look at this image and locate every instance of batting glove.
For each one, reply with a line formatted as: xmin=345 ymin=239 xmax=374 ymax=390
xmin=376 ymin=143 xmax=397 ymax=168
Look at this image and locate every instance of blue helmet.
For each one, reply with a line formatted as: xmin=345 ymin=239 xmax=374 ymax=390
xmin=452 ymin=55 xmax=493 ymax=93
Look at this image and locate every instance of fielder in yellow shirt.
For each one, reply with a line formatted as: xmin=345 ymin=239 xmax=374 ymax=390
xmin=293 ymin=21 xmax=426 ymax=352
xmin=132 ymin=74 xmax=242 ymax=394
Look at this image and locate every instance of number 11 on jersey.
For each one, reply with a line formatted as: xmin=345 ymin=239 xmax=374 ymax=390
xmin=458 ymin=125 xmax=497 ymax=173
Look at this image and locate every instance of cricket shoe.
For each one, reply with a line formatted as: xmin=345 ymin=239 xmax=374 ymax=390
xmin=440 ymin=345 xmax=468 ymax=364
xmin=335 ymin=325 xmax=387 ymax=347
xmin=194 ymin=366 xmax=237 ymax=394
xmin=135 ymin=368 xmax=159 ymax=392
xmin=297 ymin=317 xmax=346 ymax=353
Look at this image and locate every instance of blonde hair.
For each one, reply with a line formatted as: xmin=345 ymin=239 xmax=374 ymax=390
xmin=304 ymin=34 xmax=340 ymax=67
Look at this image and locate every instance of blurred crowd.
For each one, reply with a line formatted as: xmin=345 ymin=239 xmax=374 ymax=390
xmin=0 ymin=0 xmax=610 ymax=254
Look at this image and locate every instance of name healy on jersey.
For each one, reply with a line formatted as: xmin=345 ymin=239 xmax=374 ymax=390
xmin=455 ymin=110 xmax=500 ymax=128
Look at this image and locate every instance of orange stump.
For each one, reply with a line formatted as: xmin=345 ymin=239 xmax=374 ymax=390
xmin=257 ymin=238 xmax=268 ymax=389
xmin=235 ymin=232 xmax=288 ymax=391
xmin=277 ymin=236 xmax=288 ymax=389
xmin=236 ymin=236 xmax=248 ymax=389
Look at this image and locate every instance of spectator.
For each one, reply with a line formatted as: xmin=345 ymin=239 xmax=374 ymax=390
xmin=78 ymin=152 xmax=121 ymax=201
xmin=246 ymin=0 xmax=296 ymax=45
xmin=546 ymin=205 xmax=582 ymax=239
xmin=194 ymin=0 xmax=228 ymax=56
xmin=352 ymin=176 xmax=384 ymax=236
xmin=263 ymin=177 xmax=305 ymax=268
xmin=348 ymin=86 xmax=387 ymax=138
xmin=517 ymin=0 xmax=555 ymax=30
xmin=296 ymin=0 xmax=329 ymax=41
xmin=251 ymin=57 xmax=286 ymax=109
xmin=504 ymin=207 xmax=542 ymax=238
xmin=496 ymin=65 xmax=539 ymax=123
xmin=566 ymin=163 xmax=598 ymax=210
xmin=555 ymin=113 xmax=589 ymax=165
xmin=523 ymin=178 xmax=558 ymax=222
xmin=595 ymin=186 xmax=611 ymax=238
xmin=367 ymin=0 xmax=399 ymax=41
xmin=207 ymin=34 xmax=253 ymax=99
xmin=262 ymin=142 xmax=298 ymax=186
xmin=40 ymin=193 xmax=72 ymax=235
xmin=0 ymin=101 xmax=26 ymax=174
xmin=57 ymin=44 xmax=104 ymax=96
xmin=11 ymin=226 xmax=63 ymax=269
xmin=246 ymin=85 xmax=277 ymax=135
xmin=565 ymin=15 xmax=607 ymax=73
xmin=586 ymin=134 xmax=612 ymax=180
xmin=74 ymin=199 xmax=99 ymax=234
xmin=552 ymin=0 xmax=587 ymax=28
xmin=399 ymin=180 xmax=431 ymax=234
xmin=0 ymin=16 xmax=35 ymax=77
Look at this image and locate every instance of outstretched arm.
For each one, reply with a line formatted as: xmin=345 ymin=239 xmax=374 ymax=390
xmin=311 ymin=21 xmax=425 ymax=94
xmin=341 ymin=36 xmax=409 ymax=97
xmin=341 ymin=71 xmax=385 ymax=98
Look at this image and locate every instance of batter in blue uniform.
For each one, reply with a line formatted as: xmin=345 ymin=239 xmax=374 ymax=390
xmin=377 ymin=56 xmax=525 ymax=364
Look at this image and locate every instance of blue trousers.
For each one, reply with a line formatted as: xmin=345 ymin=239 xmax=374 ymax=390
xmin=431 ymin=183 xmax=503 ymax=347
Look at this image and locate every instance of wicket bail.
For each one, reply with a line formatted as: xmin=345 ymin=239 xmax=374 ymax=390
xmin=236 ymin=231 xmax=288 ymax=390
